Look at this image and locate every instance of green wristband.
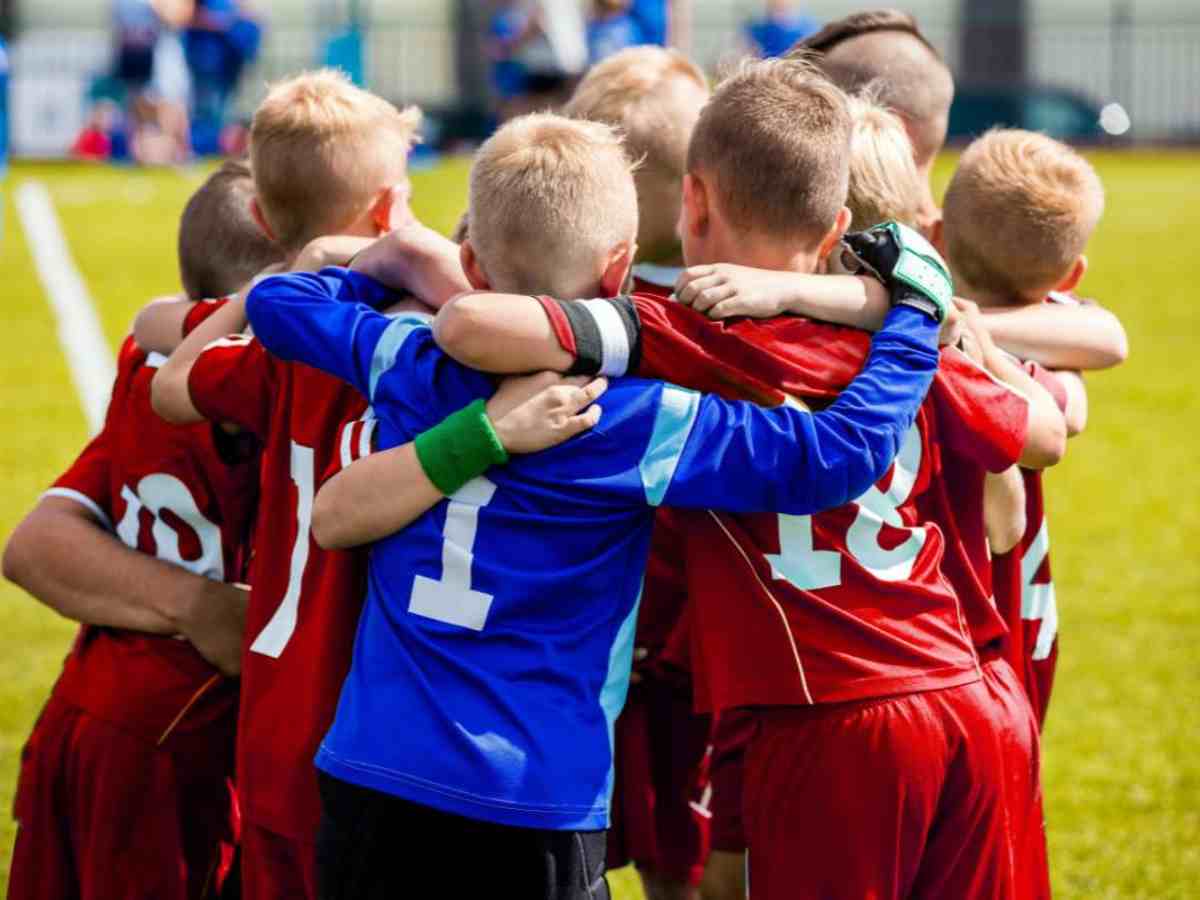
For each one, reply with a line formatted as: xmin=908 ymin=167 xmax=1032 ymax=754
xmin=414 ymin=399 xmax=510 ymax=497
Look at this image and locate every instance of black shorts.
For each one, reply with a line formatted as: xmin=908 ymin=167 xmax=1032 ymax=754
xmin=316 ymin=772 xmax=610 ymax=900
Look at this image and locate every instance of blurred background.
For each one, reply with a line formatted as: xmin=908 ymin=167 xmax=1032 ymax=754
xmin=1 ymin=0 xmax=1198 ymax=167
xmin=0 ymin=2 xmax=1198 ymax=898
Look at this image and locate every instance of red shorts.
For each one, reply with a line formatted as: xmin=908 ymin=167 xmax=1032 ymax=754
xmin=707 ymin=708 xmax=755 ymax=853
xmin=9 ymin=693 xmax=238 ymax=900
xmin=240 ymin=821 xmax=318 ymax=900
xmin=743 ymin=662 xmax=1044 ymax=900
xmin=606 ymin=677 xmax=712 ymax=886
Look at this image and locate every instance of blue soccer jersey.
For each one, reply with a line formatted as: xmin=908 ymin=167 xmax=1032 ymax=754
xmin=246 ymin=269 xmax=939 ymax=831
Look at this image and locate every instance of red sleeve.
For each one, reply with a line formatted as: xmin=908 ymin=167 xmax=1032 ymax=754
xmin=317 ymin=414 xmax=378 ymax=486
xmin=1024 ymin=360 xmax=1070 ymax=414
xmin=535 ymin=296 xmax=577 ymax=356
xmin=45 ymin=429 xmax=115 ymax=529
xmin=187 ymin=335 xmax=277 ymax=438
xmin=932 ymin=348 xmax=1029 ymax=473
xmin=182 ymin=296 xmax=233 ymax=337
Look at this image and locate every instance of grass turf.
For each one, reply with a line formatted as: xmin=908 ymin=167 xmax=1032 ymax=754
xmin=0 ymin=152 xmax=1196 ymax=897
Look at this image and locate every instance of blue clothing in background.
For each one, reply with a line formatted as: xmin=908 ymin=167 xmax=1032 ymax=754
xmin=628 ymin=0 xmax=669 ymax=46
xmin=0 ymin=39 xmax=8 ymax=179
xmin=745 ymin=12 xmax=820 ymax=58
xmin=588 ymin=13 xmax=644 ymax=64
xmin=489 ymin=8 xmax=531 ymax=99
xmin=246 ymin=268 xmax=938 ymax=831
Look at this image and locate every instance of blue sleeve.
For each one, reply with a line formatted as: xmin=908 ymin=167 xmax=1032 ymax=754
xmin=246 ymin=267 xmax=494 ymax=428
xmin=245 ymin=268 xmax=410 ymax=400
xmin=652 ymin=306 xmax=939 ymax=515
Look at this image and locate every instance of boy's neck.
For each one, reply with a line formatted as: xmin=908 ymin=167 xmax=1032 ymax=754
xmin=706 ymin=237 xmax=822 ymax=276
xmin=637 ymin=239 xmax=685 ymax=270
xmin=953 ymin=278 xmax=1041 ymax=310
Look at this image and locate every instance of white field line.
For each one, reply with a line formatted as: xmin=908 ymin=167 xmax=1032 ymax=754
xmin=15 ymin=180 xmax=116 ymax=435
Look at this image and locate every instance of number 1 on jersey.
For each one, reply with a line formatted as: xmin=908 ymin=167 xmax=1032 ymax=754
xmin=409 ymin=476 xmax=497 ymax=631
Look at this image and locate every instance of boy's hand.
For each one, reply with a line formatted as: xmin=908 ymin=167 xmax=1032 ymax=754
xmin=178 ymin=580 xmax=249 ymax=677
xmin=292 ymin=235 xmax=375 ymax=273
xmin=349 ymin=222 xmax=470 ymax=308
xmin=843 ymin=221 xmax=953 ymax=323
xmin=954 ymin=297 xmax=998 ymax=364
xmin=486 ymin=372 xmax=607 ymax=454
xmin=675 ymin=264 xmax=795 ymax=320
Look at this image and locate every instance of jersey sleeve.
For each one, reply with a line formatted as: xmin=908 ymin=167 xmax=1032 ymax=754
xmin=245 ymin=268 xmax=409 ymax=402
xmin=187 ymin=334 xmax=278 ymax=437
xmin=182 ymin=296 xmax=232 ymax=336
xmin=932 ymin=349 xmax=1030 ymax=473
xmin=652 ymin=306 xmax=940 ymax=514
xmin=317 ymin=412 xmax=379 ymax=487
xmin=44 ymin=429 xmax=115 ymax=530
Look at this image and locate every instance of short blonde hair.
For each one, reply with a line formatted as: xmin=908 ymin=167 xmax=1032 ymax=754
xmin=249 ymin=69 xmax=421 ymax=252
xmin=468 ymin=113 xmax=638 ymax=297
xmin=566 ymin=46 xmax=707 ymax=185
xmin=943 ymin=129 xmax=1104 ymax=296
xmin=687 ymin=58 xmax=851 ymax=243
xmin=566 ymin=47 xmax=708 ymax=254
xmin=845 ymin=92 xmax=924 ymax=229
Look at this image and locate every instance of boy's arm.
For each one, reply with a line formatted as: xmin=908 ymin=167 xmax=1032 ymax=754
xmin=4 ymin=496 xmax=247 ymax=676
xmin=347 ymin=223 xmax=472 ymax=310
xmin=242 ymin=269 xmax=412 ymax=399
xmin=981 ymin=301 xmax=1129 ymax=371
xmin=984 ymin=467 xmax=1027 ymax=555
xmin=132 ymin=293 xmax=192 ymax=354
xmin=657 ymin=305 xmax=940 ymax=514
xmin=433 ymin=292 xmax=576 ymax=373
xmin=312 ymin=373 xmax=607 ymax=549
xmin=1056 ymin=370 xmax=1088 ymax=437
xmin=675 ymin=265 xmax=890 ymax=329
xmin=957 ymin=300 xmax=1067 ymax=470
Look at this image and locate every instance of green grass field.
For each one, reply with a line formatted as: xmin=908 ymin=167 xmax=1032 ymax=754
xmin=0 ymin=152 xmax=1197 ymax=897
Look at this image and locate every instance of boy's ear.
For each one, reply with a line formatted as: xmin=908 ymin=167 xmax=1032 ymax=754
xmin=1055 ymin=255 xmax=1088 ymax=294
xmin=460 ymin=240 xmax=491 ymax=291
xmin=681 ymin=173 xmax=709 ymax=239
xmin=372 ymin=183 xmax=413 ymax=235
xmin=249 ymin=197 xmax=276 ymax=242
xmin=600 ymin=240 xmax=637 ymax=298
xmin=816 ymin=206 xmax=852 ymax=264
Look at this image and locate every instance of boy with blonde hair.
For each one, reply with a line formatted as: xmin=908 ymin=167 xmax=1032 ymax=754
xmin=6 ymin=161 xmax=279 ymax=900
xmin=944 ymin=128 xmax=1106 ymax=726
xmin=409 ymin=59 xmax=1066 ymax=898
xmin=844 ymin=92 xmax=924 ymax=230
xmin=565 ymin=45 xmax=709 ymax=286
xmin=237 ymin=105 xmax=948 ymax=898
xmin=565 ymin=45 xmax=714 ymax=899
xmin=149 ymin=69 xmax=441 ymax=899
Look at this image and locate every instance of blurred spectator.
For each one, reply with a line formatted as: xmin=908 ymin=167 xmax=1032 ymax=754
xmin=487 ymin=0 xmax=537 ymax=120
xmin=487 ymin=1 xmax=581 ymax=121
xmin=184 ymin=0 xmax=263 ymax=155
xmin=744 ymin=1 xmax=819 ymax=58
xmin=628 ymin=0 xmax=668 ymax=46
xmin=587 ymin=0 xmax=642 ymax=64
xmin=111 ymin=0 xmax=193 ymax=164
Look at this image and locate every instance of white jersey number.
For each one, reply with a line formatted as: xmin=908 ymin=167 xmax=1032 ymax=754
xmin=1020 ymin=516 xmax=1058 ymax=660
xmin=250 ymin=442 xmax=314 ymax=658
xmin=409 ymin=476 xmax=497 ymax=631
xmin=115 ymin=473 xmax=224 ymax=581
xmin=767 ymin=424 xmax=927 ymax=590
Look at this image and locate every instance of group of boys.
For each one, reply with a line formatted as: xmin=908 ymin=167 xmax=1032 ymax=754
xmin=5 ymin=7 xmax=1127 ymax=900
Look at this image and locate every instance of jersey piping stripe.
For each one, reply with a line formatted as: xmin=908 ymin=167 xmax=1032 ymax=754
xmin=706 ymin=510 xmax=814 ymax=705
xmin=359 ymin=417 xmax=377 ymax=459
xmin=156 ymin=672 xmax=223 ymax=745
xmin=639 ymin=385 xmax=701 ymax=506
xmin=369 ymin=314 xmax=433 ymax=401
xmin=42 ymin=487 xmax=114 ymax=532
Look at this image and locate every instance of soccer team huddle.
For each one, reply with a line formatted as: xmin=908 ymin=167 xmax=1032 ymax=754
xmin=5 ymin=8 xmax=1131 ymax=900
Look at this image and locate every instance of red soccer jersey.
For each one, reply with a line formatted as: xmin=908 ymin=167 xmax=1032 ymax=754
xmin=627 ymin=296 xmax=1030 ymax=710
xmin=187 ymin=333 xmax=376 ymax=840
xmin=47 ymin=320 xmax=257 ymax=744
xmin=993 ymin=356 xmax=1070 ymax=727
